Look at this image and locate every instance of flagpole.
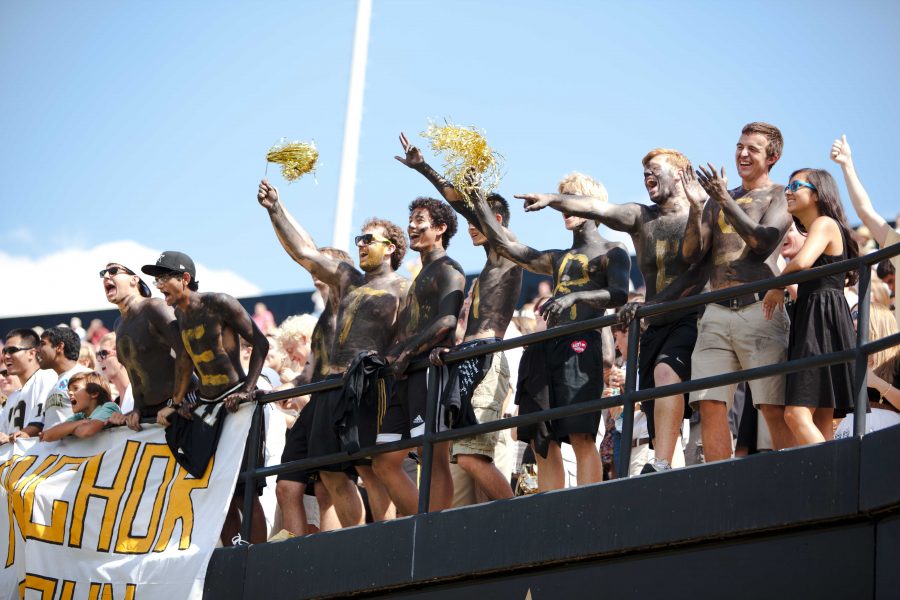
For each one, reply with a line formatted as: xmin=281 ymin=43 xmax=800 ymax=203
xmin=332 ymin=0 xmax=372 ymax=251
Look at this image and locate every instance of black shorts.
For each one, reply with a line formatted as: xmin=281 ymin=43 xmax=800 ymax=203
xmin=277 ymin=395 xmax=317 ymax=484
xmin=377 ymin=357 xmax=450 ymax=443
xmin=638 ymin=312 xmax=698 ymax=442
xmin=307 ymin=377 xmax=386 ymax=473
xmin=516 ymin=330 xmax=603 ymax=457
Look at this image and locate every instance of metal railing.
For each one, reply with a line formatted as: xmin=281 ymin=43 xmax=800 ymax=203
xmin=239 ymin=242 xmax=900 ymax=542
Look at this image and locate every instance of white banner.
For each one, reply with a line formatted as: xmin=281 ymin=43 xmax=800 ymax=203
xmin=1 ymin=404 xmax=252 ymax=600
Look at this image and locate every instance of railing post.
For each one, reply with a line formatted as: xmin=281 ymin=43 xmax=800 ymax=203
xmin=617 ymin=318 xmax=641 ymax=478
xmin=240 ymin=402 xmax=262 ymax=543
xmin=852 ymin=265 xmax=871 ymax=437
xmin=416 ymin=366 xmax=439 ymax=513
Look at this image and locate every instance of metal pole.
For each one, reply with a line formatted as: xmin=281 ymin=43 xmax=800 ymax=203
xmin=617 ymin=319 xmax=640 ymax=478
xmin=332 ymin=0 xmax=372 ymax=250
xmin=852 ymin=265 xmax=871 ymax=437
xmin=417 ymin=366 xmax=439 ymax=513
xmin=240 ymin=403 xmax=263 ymax=543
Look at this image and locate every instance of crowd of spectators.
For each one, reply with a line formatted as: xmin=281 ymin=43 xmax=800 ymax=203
xmin=2 ymin=130 xmax=899 ymax=546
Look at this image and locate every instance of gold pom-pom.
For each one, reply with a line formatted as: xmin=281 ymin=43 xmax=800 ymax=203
xmin=266 ymin=139 xmax=319 ymax=182
xmin=421 ymin=120 xmax=503 ymax=198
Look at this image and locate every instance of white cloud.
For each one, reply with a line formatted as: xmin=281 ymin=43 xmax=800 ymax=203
xmin=0 ymin=241 xmax=261 ymax=318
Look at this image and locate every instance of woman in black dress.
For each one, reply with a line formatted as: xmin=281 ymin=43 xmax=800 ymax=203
xmin=762 ymin=169 xmax=859 ymax=446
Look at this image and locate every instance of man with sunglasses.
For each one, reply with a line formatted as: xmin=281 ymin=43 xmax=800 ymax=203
xmin=396 ymin=134 xmax=521 ymax=503
xmin=258 ymin=179 xmax=407 ymax=527
xmin=0 ymin=329 xmax=56 ymax=444
xmin=98 ymin=263 xmax=193 ymax=430
xmin=142 ymin=250 xmax=270 ymax=544
xmin=681 ymin=122 xmax=794 ymax=462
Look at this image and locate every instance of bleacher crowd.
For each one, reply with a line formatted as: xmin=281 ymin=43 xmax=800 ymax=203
xmin=2 ymin=125 xmax=899 ymax=545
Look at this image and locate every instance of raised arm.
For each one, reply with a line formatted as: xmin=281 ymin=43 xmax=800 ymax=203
xmin=680 ymin=168 xmax=712 ymax=263
xmin=831 ymin=135 xmax=894 ymax=247
xmin=216 ymin=294 xmax=270 ymax=411
xmin=470 ymin=188 xmax=555 ymax=275
xmin=697 ymin=164 xmax=787 ymax=256
xmin=516 ymin=193 xmax=642 ymax=234
xmin=257 ymin=180 xmax=350 ymax=287
xmin=394 ymin=132 xmax=481 ymax=225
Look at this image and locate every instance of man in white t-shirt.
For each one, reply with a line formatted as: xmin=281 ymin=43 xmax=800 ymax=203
xmin=1 ymin=329 xmax=57 ymax=443
xmin=22 ymin=327 xmax=89 ymax=437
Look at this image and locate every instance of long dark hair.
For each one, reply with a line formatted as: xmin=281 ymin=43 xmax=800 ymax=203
xmin=789 ymin=168 xmax=859 ymax=286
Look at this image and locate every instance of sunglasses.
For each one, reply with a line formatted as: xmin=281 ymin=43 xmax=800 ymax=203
xmin=154 ymin=271 xmax=183 ymax=285
xmin=99 ymin=266 xmax=135 ymax=278
xmin=96 ymin=349 xmax=116 ymax=360
xmin=1 ymin=346 xmax=34 ymax=356
xmin=851 ymin=310 xmax=859 ymax=321
xmin=784 ymin=180 xmax=817 ymax=194
xmin=354 ymin=233 xmax=393 ymax=246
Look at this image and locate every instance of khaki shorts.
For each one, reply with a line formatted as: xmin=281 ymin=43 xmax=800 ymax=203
xmin=451 ymin=351 xmax=510 ymax=460
xmin=689 ymin=302 xmax=789 ymax=409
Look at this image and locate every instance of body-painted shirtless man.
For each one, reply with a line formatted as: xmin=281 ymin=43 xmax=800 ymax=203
xmin=517 ymin=148 xmax=709 ymax=474
xmin=258 ymin=180 xmax=407 ymax=527
xmin=473 ymin=172 xmax=630 ymax=489
xmin=98 ymin=262 xmax=193 ymax=430
xmin=372 ymin=197 xmax=467 ymax=515
xmin=396 ymin=133 xmax=521 ymax=501
xmin=142 ymin=251 xmax=269 ymax=543
xmin=681 ymin=122 xmax=794 ymax=462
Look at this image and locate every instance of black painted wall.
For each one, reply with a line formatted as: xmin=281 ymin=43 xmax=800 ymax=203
xmin=204 ymin=424 xmax=900 ymax=599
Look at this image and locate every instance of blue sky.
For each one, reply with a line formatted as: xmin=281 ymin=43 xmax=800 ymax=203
xmin=3 ymin=0 xmax=899 ymax=313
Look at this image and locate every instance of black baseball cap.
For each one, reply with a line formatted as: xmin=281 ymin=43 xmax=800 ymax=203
xmin=141 ymin=251 xmax=197 ymax=282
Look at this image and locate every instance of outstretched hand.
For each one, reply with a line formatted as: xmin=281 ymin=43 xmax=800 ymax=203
xmin=696 ymin=163 xmax=730 ymax=204
xmin=516 ymin=193 xmax=554 ymax=212
xmin=679 ymin=168 xmax=707 ymax=211
xmin=831 ymin=134 xmax=852 ymax=166
xmin=258 ymin=179 xmax=279 ymax=210
xmin=394 ymin=132 xmax=424 ymax=168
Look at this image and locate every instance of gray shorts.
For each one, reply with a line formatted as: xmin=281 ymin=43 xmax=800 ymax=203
xmin=689 ymin=302 xmax=789 ymax=409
